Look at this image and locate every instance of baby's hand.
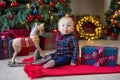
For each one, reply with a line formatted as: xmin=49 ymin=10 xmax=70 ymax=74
xmin=70 ymin=63 xmax=77 ymax=66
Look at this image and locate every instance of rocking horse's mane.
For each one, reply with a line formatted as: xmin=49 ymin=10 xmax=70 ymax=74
xmin=30 ymin=23 xmax=43 ymax=38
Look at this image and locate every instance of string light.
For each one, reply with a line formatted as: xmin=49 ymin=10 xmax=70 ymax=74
xmin=76 ymin=15 xmax=104 ymax=40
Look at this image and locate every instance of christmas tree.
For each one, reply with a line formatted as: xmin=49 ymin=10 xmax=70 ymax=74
xmin=104 ymin=0 xmax=120 ymax=39
xmin=0 ymin=0 xmax=71 ymax=32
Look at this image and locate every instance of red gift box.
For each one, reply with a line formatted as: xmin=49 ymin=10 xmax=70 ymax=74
xmin=43 ymin=32 xmax=56 ymax=50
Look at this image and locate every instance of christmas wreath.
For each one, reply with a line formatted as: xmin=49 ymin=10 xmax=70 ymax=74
xmin=76 ymin=15 xmax=104 ymax=40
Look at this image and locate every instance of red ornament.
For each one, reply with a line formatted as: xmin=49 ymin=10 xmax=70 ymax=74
xmin=110 ymin=33 xmax=115 ymax=38
xmin=34 ymin=0 xmax=44 ymax=7
xmin=49 ymin=1 xmax=54 ymax=7
xmin=10 ymin=1 xmax=18 ymax=7
xmin=117 ymin=23 xmax=120 ymax=28
xmin=57 ymin=0 xmax=64 ymax=2
xmin=7 ymin=14 xmax=14 ymax=20
xmin=0 ymin=1 xmax=6 ymax=8
xmin=52 ymin=29 xmax=58 ymax=33
xmin=103 ymin=29 xmax=108 ymax=35
xmin=112 ymin=20 xmax=117 ymax=25
xmin=110 ymin=15 xmax=113 ymax=19
xmin=114 ymin=11 xmax=118 ymax=14
xmin=36 ymin=14 xmax=42 ymax=21
xmin=27 ymin=14 xmax=34 ymax=22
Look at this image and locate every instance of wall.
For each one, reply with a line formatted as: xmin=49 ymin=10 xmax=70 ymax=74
xmin=70 ymin=0 xmax=111 ymax=25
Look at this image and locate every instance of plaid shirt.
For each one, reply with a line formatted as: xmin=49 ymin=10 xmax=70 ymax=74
xmin=52 ymin=32 xmax=79 ymax=63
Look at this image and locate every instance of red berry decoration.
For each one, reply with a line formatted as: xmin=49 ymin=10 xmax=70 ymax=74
xmin=112 ymin=20 xmax=117 ymax=25
xmin=10 ymin=1 xmax=18 ymax=7
xmin=36 ymin=14 xmax=42 ymax=21
xmin=27 ymin=14 xmax=34 ymax=22
xmin=49 ymin=1 xmax=54 ymax=7
xmin=0 ymin=1 xmax=6 ymax=8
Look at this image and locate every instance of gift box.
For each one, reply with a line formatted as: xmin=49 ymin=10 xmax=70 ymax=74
xmin=0 ymin=31 xmax=11 ymax=59
xmin=0 ymin=38 xmax=3 ymax=59
xmin=81 ymin=46 xmax=118 ymax=67
xmin=43 ymin=32 xmax=56 ymax=50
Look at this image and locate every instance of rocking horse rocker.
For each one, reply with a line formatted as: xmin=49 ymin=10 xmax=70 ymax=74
xmin=8 ymin=23 xmax=45 ymax=67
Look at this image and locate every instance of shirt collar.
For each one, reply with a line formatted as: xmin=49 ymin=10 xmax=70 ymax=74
xmin=57 ymin=32 xmax=73 ymax=40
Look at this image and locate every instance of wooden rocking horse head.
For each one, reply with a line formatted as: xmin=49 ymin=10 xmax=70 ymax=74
xmin=35 ymin=23 xmax=45 ymax=36
xmin=30 ymin=23 xmax=45 ymax=38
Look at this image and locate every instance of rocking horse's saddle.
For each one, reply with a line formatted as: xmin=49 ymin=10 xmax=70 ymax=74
xmin=21 ymin=38 xmax=34 ymax=47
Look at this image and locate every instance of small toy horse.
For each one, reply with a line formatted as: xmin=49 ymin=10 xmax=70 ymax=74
xmin=9 ymin=23 xmax=45 ymax=65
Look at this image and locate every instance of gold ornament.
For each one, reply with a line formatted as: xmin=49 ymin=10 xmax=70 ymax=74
xmin=26 ymin=4 xmax=30 ymax=8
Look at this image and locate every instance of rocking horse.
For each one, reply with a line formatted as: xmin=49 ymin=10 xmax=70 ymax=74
xmin=8 ymin=23 xmax=45 ymax=66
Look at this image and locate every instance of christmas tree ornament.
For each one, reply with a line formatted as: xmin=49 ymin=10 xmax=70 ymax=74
xmin=0 ymin=0 xmax=6 ymax=8
xmin=26 ymin=4 xmax=30 ymax=8
xmin=117 ymin=23 xmax=120 ymax=28
xmin=114 ymin=11 xmax=118 ymax=15
xmin=52 ymin=29 xmax=58 ymax=33
xmin=50 ymin=16 xmax=53 ymax=21
xmin=34 ymin=0 xmax=44 ymax=7
xmin=103 ymin=29 xmax=108 ymax=35
xmin=112 ymin=20 xmax=117 ymax=25
xmin=57 ymin=0 xmax=64 ymax=2
xmin=27 ymin=14 xmax=34 ymax=22
xmin=114 ymin=27 xmax=117 ymax=32
xmin=58 ymin=11 xmax=64 ymax=17
xmin=36 ymin=14 xmax=42 ymax=21
xmin=10 ymin=1 xmax=18 ymax=7
xmin=110 ymin=33 xmax=115 ymax=38
xmin=7 ymin=14 xmax=14 ymax=20
xmin=33 ymin=8 xmax=38 ymax=15
xmin=49 ymin=1 xmax=54 ymax=7
xmin=110 ymin=15 xmax=113 ymax=19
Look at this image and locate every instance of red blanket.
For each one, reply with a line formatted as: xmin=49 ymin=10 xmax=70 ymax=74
xmin=22 ymin=56 xmax=120 ymax=79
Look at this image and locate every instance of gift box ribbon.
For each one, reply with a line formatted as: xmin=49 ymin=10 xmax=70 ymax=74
xmin=82 ymin=46 xmax=117 ymax=67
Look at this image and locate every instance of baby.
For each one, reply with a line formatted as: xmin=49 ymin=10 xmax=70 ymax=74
xmin=33 ymin=16 xmax=79 ymax=68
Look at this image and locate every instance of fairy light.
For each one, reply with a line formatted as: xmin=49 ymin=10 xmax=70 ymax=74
xmin=76 ymin=15 xmax=104 ymax=40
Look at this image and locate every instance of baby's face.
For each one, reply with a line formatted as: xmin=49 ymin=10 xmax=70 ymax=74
xmin=58 ymin=17 xmax=74 ymax=35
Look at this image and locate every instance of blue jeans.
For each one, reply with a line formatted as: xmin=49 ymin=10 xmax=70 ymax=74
xmin=50 ymin=53 xmax=71 ymax=67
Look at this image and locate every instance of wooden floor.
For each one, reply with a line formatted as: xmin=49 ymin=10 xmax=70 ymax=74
xmin=0 ymin=40 xmax=120 ymax=80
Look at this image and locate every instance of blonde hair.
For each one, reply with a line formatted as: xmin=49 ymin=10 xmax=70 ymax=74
xmin=58 ymin=16 xmax=74 ymax=27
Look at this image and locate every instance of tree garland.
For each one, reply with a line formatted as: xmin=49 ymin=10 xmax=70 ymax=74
xmin=76 ymin=15 xmax=104 ymax=40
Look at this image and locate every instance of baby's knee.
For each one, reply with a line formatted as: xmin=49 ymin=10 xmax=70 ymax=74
xmin=43 ymin=60 xmax=55 ymax=69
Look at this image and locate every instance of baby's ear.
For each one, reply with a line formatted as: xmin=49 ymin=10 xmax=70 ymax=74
xmin=58 ymin=26 xmax=60 ymax=31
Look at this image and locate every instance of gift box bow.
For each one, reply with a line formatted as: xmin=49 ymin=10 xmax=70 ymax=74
xmin=82 ymin=46 xmax=117 ymax=67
